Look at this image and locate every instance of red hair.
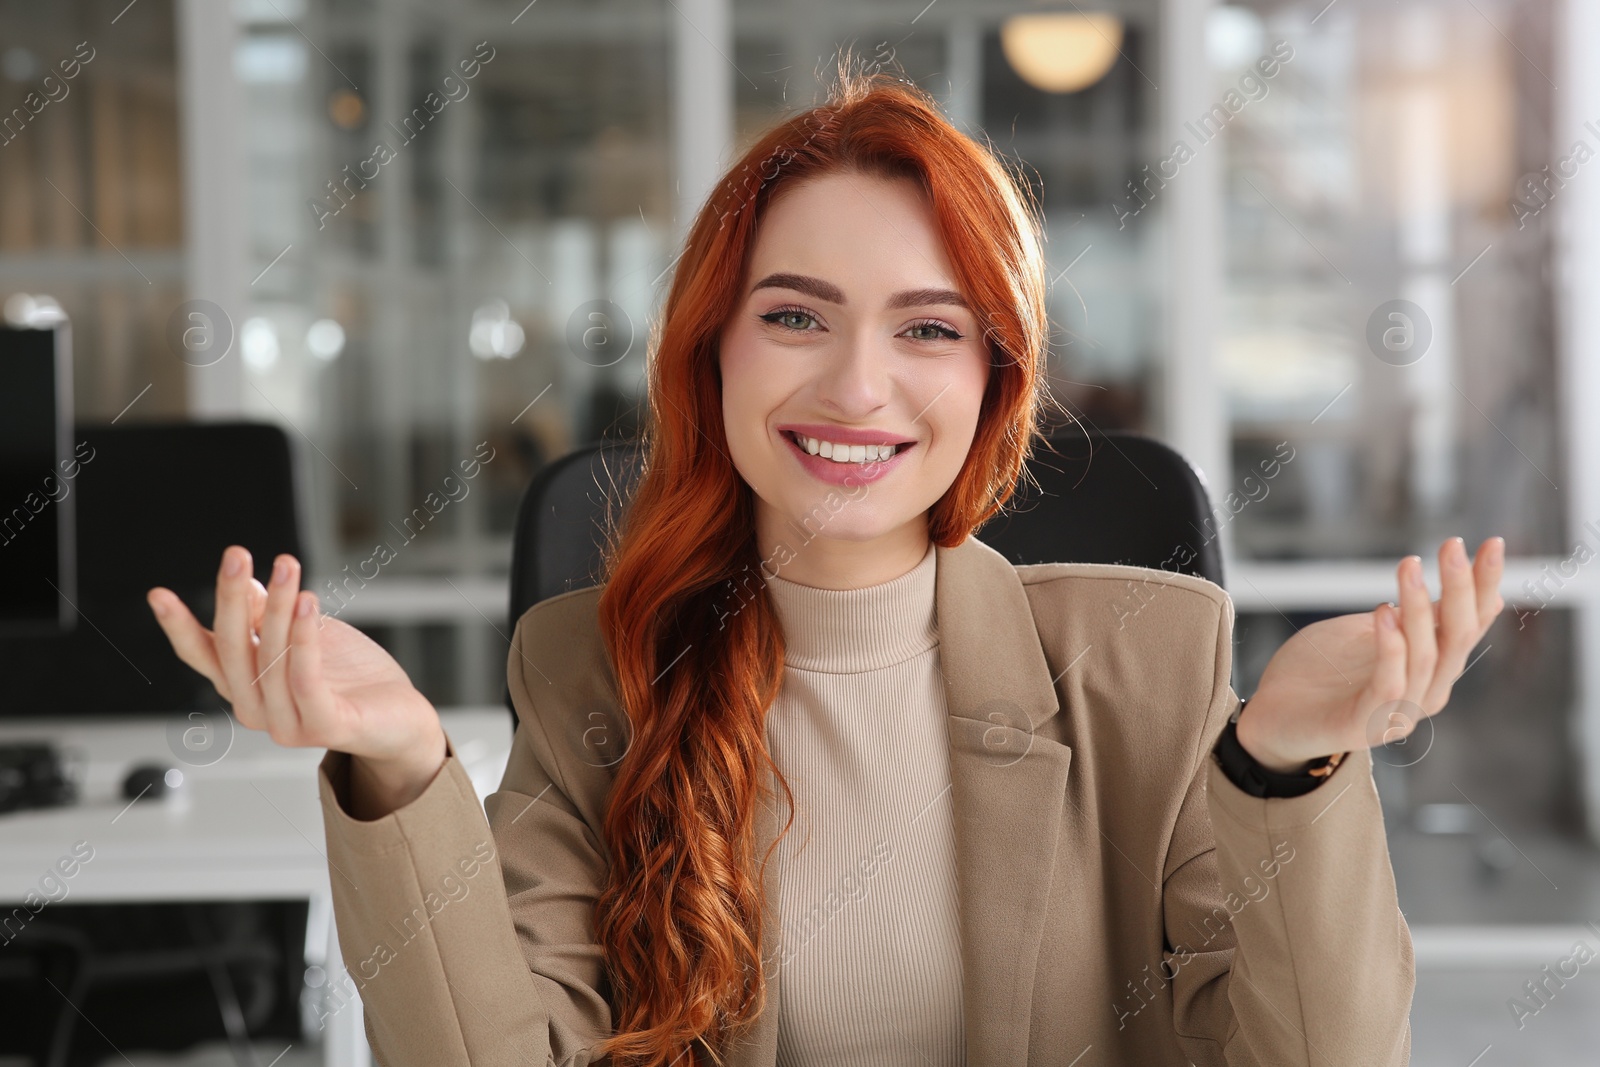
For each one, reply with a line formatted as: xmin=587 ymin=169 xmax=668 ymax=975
xmin=591 ymin=68 xmax=1051 ymax=1065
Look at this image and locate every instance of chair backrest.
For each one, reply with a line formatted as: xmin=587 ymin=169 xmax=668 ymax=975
xmin=965 ymin=431 xmax=1225 ymax=583
xmin=504 ymin=431 xmax=1223 ymax=725
xmin=0 ymin=421 xmax=303 ymax=718
xmin=507 ymin=440 xmax=644 ymax=619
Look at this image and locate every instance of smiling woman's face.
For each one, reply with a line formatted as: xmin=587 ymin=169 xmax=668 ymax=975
xmin=718 ymin=168 xmax=990 ymax=589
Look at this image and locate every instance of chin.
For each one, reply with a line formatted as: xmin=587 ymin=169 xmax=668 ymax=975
xmin=773 ymin=496 xmax=916 ymax=544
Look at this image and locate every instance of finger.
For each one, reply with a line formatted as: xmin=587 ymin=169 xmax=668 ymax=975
xmin=285 ymin=591 xmax=340 ymax=744
xmin=146 ymin=588 xmax=230 ymax=701
xmin=1473 ymin=536 xmax=1506 ymax=630
xmin=212 ymin=545 xmax=265 ymax=725
xmin=255 ymin=555 xmax=303 ymax=737
xmin=1396 ymin=554 xmax=1438 ymax=710
xmin=248 ymin=577 xmax=269 ymax=633
xmin=1425 ymin=537 xmax=1478 ymax=710
xmin=1364 ymin=603 xmax=1411 ymax=747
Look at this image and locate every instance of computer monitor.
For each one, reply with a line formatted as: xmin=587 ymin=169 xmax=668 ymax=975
xmin=0 ymin=323 xmax=75 ymax=635
xmin=0 ymin=420 xmax=304 ymax=718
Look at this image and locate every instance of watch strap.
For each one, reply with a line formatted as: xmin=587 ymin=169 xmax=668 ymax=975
xmin=1213 ymin=699 xmax=1340 ymax=798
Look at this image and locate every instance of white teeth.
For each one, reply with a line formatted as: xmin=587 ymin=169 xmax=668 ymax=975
xmin=792 ymin=433 xmax=902 ymax=463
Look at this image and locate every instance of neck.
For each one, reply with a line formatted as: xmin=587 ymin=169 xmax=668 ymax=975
xmin=754 ymin=506 xmax=931 ymax=590
xmin=765 ymin=537 xmax=939 ymax=672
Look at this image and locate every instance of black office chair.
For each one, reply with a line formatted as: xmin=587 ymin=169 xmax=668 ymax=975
xmin=970 ymin=430 xmax=1225 ymax=583
xmin=504 ymin=431 xmax=1224 ymax=728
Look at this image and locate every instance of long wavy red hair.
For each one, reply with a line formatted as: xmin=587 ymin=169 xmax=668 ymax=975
xmin=591 ymin=68 xmax=1051 ymax=1065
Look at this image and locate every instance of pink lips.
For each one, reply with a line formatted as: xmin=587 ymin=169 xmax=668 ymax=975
xmin=777 ymin=423 xmax=917 ymax=447
xmin=781 ymin=429 xmax=912 ymax=486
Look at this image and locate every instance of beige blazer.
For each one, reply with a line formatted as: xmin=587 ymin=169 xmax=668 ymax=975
xmin=316 ymin=534 xmax=1414 ymax=1066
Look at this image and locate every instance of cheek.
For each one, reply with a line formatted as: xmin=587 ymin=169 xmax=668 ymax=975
xmin=718 ymin=325 xmax=781 ymax=468
xmin=719 ymin=326 xmax=754 ymax=410
xmin=929 ymin=347 xmax=990 ymax=457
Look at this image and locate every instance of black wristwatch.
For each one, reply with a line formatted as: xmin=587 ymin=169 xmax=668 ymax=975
xmin=1212 ymin=699 xmax=1334 ymax=798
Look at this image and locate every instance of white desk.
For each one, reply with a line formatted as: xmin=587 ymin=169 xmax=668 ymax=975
xmin=0 ymin=707 xmax=514 ymax=1067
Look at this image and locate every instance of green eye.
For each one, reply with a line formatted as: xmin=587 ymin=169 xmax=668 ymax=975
xmin=903 ymin=320 xmax=962 ymax=342
xmin=760 ymin=308 xmax=817 ymax=331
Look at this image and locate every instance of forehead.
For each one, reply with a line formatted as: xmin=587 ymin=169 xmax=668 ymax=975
xmin=744 ymin=170 xmax=962 ymax=298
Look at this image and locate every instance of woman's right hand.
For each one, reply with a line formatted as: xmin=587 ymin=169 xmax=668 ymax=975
xmin=146 ymin=545 xmax=447 ymax=819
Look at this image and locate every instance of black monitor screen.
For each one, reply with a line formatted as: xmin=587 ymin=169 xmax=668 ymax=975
xmin=0 ymin=325 xmax=73 ymax=633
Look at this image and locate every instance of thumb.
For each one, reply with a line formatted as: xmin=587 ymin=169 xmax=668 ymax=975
xmin=1361 ymin=603 xmax=1412 ymax=747
xmin=248 ymin=578 xmax=269 ymax=634
xmin=285 ymin=591 xmax=339 ymax=741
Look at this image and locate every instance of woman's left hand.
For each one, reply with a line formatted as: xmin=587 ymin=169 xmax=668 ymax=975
xmin=1236 ymin=536 xmax=1506 ymax=773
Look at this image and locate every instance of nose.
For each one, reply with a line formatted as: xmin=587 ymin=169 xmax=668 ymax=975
xmin=815 ymin=327 xmax=892 ymax=419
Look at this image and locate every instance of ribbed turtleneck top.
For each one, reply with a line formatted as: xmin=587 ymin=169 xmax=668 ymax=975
xmin=762 ymin=540 xmax=965 ymax=1066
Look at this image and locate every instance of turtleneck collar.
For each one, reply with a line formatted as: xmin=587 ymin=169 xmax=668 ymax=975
xmin=764 ymin=540 xmax=939 ymax=674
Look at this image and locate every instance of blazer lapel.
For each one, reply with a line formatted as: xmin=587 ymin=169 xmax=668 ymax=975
xmin=721 ymin=535 xmax=1072 ymax=1067
xmin=936 ymin=535 xmax=1073 ymax=1067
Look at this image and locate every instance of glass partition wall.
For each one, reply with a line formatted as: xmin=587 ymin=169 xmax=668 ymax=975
xmin=0 ymin=0 xmax=187 ymax=420
xmin=1217 ymin=1 xmax=1561 ymax=561
xmin=231 ymin=0 xmax=676 ymax=701
xmin=1215 ymin=0 xmax=1595 ymax=925
xmin=1211 ymin=3 xmax=1600 ymax=1059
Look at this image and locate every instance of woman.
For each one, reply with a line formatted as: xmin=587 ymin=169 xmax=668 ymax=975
xmin=146 ymin=73 xmax=1503 ymax=1067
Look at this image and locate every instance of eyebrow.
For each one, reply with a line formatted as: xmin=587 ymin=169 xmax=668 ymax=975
xmin=750 ymin=272 xmax=970 ymax=311
xmin=886 ymin=287 xmax=970 ymax=310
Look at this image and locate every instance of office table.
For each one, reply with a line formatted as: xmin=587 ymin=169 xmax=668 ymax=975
xmin=0 ymin=707 xmax=513 ymax=1067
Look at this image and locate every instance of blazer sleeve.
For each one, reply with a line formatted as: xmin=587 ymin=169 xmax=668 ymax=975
xmin=1157 ymin=617 xmax=1415 ymax=1065
xmin=315 ymin=652 xmax=613 ymax=1065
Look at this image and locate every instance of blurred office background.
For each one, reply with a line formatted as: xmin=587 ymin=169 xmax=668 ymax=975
xmin=2 ymin=0 xmax=1599 ymax=1063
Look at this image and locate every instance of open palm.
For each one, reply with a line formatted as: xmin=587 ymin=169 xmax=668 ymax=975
xmin=1237 ymin=536 xmax=1505 ymax=771
xmin=146 ymin=546 xmax=440 ymax=768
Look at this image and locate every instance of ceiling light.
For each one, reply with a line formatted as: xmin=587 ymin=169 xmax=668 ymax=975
xmin=306 ymin=318 xmax=345 ymax=361
xmin=1001 ymin=13 xmax=1124 ymax=94
xmin=469 ymin=300 xmax=525 ymax=360
xmin=241 ymin=317 xmax=280 ymax=370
